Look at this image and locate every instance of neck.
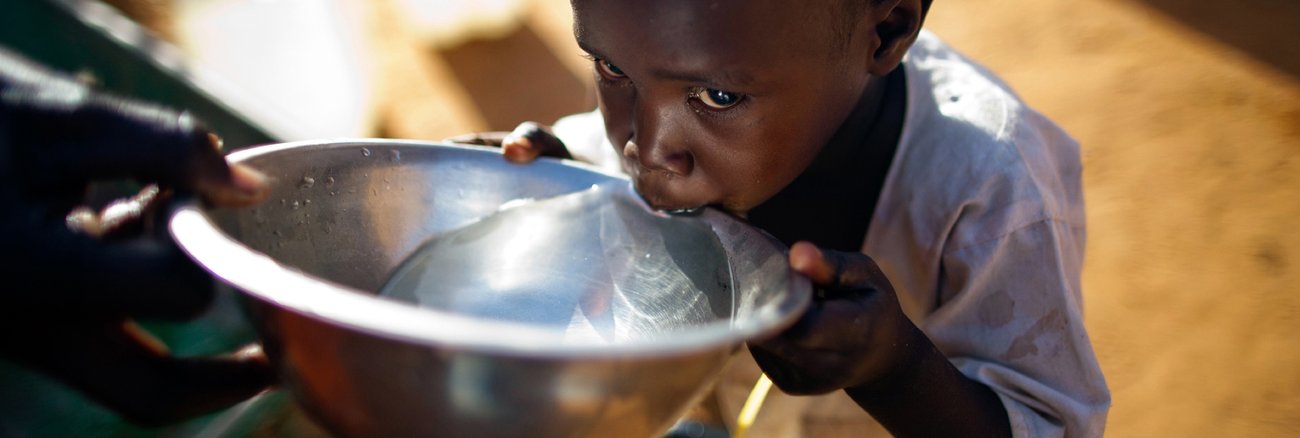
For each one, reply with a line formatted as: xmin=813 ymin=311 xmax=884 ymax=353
xmin=748 ymin=67 xmax=907 ymax=251
xmin=806 ymin=71 xmax=895 ymax=180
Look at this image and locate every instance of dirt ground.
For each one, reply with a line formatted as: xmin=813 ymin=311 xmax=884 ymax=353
xmin=113 ymin=0 xmax=1300 ymax=435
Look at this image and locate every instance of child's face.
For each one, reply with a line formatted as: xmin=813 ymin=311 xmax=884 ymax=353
xmin=573 ymin=0 xmax=873 ymax=215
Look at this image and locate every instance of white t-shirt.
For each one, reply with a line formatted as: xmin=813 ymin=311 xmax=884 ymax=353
xmin=553 ymin=29 xmax=1110 ymax=438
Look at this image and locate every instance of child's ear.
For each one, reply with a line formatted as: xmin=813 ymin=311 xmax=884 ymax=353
xmin=867 ymin=0 xmax=926 ymax=76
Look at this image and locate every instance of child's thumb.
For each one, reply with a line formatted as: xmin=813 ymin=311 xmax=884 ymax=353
xmin=502 ymin=121 xmax=571 ymax=163
xmin=789 ymin=241 xmax=838 ymax=286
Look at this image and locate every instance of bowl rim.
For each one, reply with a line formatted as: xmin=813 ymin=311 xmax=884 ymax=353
xmin=169 ymin=139 xmax=811 ymax=358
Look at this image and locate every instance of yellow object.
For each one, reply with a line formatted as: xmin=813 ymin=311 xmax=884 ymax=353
xmin=733 ymin=373 xmax=774 ymax=438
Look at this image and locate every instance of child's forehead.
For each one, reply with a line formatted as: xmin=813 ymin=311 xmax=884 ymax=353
xmin=573 ymin=0 xmax=835 ymax=65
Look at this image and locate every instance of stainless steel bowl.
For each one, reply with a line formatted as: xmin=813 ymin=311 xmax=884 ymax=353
xmin=169 ymin=139 xmax=809 ymax=437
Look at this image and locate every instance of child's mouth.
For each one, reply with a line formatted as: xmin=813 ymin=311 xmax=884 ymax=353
xmin=661 ymin=206 xmax=706 ymax=216
xmin=631 ymin=182 xmax=708 ymax=214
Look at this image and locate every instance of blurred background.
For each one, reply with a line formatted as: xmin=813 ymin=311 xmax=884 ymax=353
xmin=1 ymin=0 xmax=1297 ymax=436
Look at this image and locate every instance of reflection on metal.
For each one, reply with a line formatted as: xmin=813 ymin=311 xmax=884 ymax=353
xmin=171 ymin=140 xmax=811 ymax=437
xmin=380 ymin=184 xmax=735 ymax=345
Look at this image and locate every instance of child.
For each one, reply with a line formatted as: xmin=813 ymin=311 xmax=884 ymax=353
xmin=489 ymin=0 xmax=1110 ymax=435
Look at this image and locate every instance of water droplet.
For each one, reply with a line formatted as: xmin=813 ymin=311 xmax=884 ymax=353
xmin=305 ymin=199 xmax=312 ymax=205
xmin=388 ymin=150 xmax=401 ymax=162
xmin=279 ymin=199 xmax=286 ymax=205
xmin=272 ymin=230 xmax=282 ymax=236
xmin=299 ymin=176 xmax=315 ymax=189
xmin=361 ymin=147 xmax=372 ymax=157
xmin=291 ymin=201 xmax=301 ymax=210
xmin=325 ymin=176 xmax=336 ymax=185
xmin=330 ymin=191 xmax=337 ymax=196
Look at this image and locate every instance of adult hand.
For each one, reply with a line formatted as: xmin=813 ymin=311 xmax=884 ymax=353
xmin=748 ymin=241 xmax=921 ymax=395
xmin=444 ymin=121 xmax=572 ymax=163
xmin=0 ymin=49 xmax=273 ymax=426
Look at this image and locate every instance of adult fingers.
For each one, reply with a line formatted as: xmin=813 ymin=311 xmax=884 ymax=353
xmin=6 ymin=214 xmax=216 ymax=320
xmin=203 ymin=160 xmax=269 ymax=208
xmin=6 ymin=92 xmax=268 ymax=206
xmin=0 ymin=319 xmax=274 ymax=426
xmin=501 ymin=121 xmax=571 ymax=163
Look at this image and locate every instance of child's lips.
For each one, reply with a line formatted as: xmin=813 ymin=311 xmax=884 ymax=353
xmin=623 ymin=160 xmax=718 ymax=212
xmin=631 ymin=178 xmax=709 ymax=212
xmin=636 ymin=187 xmax=703 ymax=212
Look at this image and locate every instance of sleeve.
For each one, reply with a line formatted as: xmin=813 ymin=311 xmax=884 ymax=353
xmin=924 ymin=218 xmax=1110 ymax=437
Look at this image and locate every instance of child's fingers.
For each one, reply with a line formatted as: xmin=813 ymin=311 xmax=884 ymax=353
xmin=789 ymin=241 xmax=837 ymax=285
xmin=502 ymin=121 xmax=572 ymax=163
xmin=749 ymin=334 xmax=855 ymax=395
xmin=501 ymin=131 xmax=543 ymax=163
xmin=443 ymin=131 xmax=509 ymax=146
xmin=789 ymin=241 xmax=891 ymax=293
xmin=764 ymin=297 xmax=875 ymax=352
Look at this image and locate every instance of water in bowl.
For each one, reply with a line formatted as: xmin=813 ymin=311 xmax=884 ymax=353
xmin=379 ymin=184 xmax=735 ymax=345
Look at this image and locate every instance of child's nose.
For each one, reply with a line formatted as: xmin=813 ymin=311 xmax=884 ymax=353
xmin=627 ymin=100 xmax=693 ymax=176
xmin=623 ymin=139 xmax=692 ymax=176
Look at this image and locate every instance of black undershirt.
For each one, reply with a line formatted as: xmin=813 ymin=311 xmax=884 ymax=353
xmin=747 ymin=66 xmax=906 ymax=252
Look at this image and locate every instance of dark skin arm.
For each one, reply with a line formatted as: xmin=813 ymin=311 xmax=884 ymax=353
xmin=752 ymin=243 xmax=1011 ymax=437
xmin=0 ymin=47 xmax=274 ymax=426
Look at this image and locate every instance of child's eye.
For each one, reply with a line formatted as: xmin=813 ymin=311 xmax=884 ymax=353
xmin=689 ymin=87 xmax=745 ymax=110
xmin=595 ymin=58 xmax=626 ymax=79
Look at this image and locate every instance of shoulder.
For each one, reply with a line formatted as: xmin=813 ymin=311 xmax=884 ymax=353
xmin=883 ymin=31 xmax=1085 ymax=251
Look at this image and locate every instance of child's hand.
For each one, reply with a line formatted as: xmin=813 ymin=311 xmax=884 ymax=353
xmin=444 ymin=121 xmax=572 ymax=163
xmin=0 ymin=51 xmax=274 ymax=425
xmin=748 ymin=241 xmax=920 ymax=395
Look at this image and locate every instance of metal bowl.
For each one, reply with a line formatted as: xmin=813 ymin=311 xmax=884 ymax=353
xmin=169 ymin=139 xmax=809 ymax=437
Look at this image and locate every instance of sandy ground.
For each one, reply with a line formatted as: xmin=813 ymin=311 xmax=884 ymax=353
xmin=924 ymin=1 xmax=1300 ymax=435
xmin=109 ymin=0 xmax=1300 ymax=435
